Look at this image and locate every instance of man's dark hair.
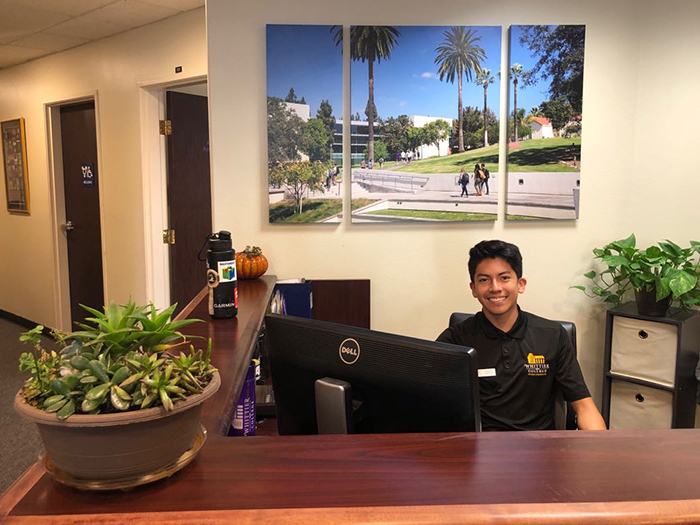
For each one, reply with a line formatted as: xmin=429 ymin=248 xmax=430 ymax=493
xmin=468 ymin=240 xmax=523 ymax=282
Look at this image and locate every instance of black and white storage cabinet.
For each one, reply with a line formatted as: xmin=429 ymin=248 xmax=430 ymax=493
xmin=602 ymin=303 xmax=700 ymax=429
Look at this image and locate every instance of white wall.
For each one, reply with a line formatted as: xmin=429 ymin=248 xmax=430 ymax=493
xmin=207 ymin=0 xmax=700 ymax=404
xmin=0 ymin=9 xmax=207 ymax=326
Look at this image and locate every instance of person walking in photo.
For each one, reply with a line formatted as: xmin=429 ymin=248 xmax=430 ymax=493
xmin=378 ymin=157 xmax=384 ymax=169
xmin=474 ymin=163 xmax=483 ymax=195
xmin=481 ymin=163 xmax=491 ymax=195
xmin=400 ymin=151 xmax=406 ymax=163
xmin=459 ymin=168 xmax=470 ymax=197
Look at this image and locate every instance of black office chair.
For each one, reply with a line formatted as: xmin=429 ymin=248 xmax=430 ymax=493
xmin=448 ymin=312 xmax=577 ymax=430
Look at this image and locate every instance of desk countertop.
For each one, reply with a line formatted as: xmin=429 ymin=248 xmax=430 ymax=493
xmin=3 ymin=277 xmax=700 ymax=524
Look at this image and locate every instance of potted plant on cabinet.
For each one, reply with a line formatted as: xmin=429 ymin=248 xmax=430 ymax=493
xmin=573 ymin=234 xmax=700 ymax=316
xmin=14 ymin=299 xmax=220 ymax=488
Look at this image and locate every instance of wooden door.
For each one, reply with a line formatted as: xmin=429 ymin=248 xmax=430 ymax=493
xmin=60 ymin=101 xmax=104 ymax=326
xmin=165 ymin=91 xmax=212 ymax=315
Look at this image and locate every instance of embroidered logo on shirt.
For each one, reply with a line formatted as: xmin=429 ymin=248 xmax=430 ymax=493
xmin=524 ymin=353 xmax=550 ymax=376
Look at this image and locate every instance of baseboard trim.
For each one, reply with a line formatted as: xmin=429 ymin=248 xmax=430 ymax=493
xmin=0 ymin=310 xmax=52 ymax=335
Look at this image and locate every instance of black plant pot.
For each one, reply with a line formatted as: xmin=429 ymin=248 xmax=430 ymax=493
xmin=635 ymin=287 xmax=672 ymax=317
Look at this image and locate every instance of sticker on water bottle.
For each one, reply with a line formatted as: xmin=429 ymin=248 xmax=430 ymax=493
xmin=218 ymin=260 xmax=237 ymax=282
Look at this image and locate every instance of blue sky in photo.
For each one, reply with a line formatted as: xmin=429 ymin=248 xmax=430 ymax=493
xmin=509 ymin=25 xmax=585 ymax=116
xmin=267 ymin=25 xmax=343 ymax=120
xmin=351 ymin=26 xmax=502 ymax=121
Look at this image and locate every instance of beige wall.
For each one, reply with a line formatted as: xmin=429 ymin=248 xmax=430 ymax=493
xmin=207 ymin=0 xmax=700 ymax=404
xmin=0 ymin=9 xmax=207 ymax=326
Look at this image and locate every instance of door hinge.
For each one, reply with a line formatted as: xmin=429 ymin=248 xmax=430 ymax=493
xmin=159 ymin=120 xmax=172 ymax=136
xmin=162 ymin=229 xmax=176 ymax=244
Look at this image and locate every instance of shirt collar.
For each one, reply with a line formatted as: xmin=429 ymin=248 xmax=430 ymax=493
xmin=476 ymin=306 xmax=527 ymax=340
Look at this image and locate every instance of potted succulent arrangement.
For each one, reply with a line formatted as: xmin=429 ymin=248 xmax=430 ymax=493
xmin=573 ymin=234 xmax=700 ymax=316
xmin=14 ymin=300 xmax=220 ymax=487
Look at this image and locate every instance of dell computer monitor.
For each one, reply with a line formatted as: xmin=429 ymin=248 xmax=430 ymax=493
xmin=265 ymin=314 xmax=480 ymax=435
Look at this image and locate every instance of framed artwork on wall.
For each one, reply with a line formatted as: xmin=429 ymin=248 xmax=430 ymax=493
xmin=505 ymin=25 xmax=586 ymax=221
xmin=349 ymin=25 xmax=501 ymax=223
xmin=266 ymin=24 xmax=343 ymax=224
xmin=2 ymin=117 xmax=30 ymax=214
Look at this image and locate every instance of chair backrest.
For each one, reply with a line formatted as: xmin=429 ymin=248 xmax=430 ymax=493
xmin=448 ymin=312 xmax=577 ymax=430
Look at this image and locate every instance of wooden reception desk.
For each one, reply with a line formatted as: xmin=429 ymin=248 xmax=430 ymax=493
xmin=3 ymin=275 xmax=700 ymax=523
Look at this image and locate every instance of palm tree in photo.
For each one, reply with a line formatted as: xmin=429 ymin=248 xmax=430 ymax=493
xmin=476 ymin=68 xmax=495 ymax=147
xmin=332 ymin=26 xmax=400 ymax=162
xmin=435 ymin=27 xmax=486 ymax=153
xmin=511 ymin=63 xmax=523 ymax=142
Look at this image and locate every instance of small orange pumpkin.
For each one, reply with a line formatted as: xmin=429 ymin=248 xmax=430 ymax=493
xmin=235 ymin=246 xmax=269 ymax=280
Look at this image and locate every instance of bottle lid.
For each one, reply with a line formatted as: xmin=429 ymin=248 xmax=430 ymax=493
xmin=208 ymin=230 xmax=233 ymax=252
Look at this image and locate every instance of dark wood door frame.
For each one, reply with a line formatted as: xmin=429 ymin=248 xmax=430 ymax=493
xmin=138 ymin=76 xmax=210 ymax=313
xmin=46 ymin=95 xmax=106 ymax=332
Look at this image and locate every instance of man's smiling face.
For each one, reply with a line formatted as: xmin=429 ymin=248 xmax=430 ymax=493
xmin=470 ymin=257 xmax=527 ymax=326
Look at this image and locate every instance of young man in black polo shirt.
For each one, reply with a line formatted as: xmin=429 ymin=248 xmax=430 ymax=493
xmin=437 ymin=240 xmax=606 ymax=431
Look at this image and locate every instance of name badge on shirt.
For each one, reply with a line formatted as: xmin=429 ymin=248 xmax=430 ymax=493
xmin=478 ymin=368 xmax=496 ymax=378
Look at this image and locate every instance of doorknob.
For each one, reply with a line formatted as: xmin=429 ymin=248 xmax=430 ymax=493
xmin=63 ymin=221 xmax=75 ymax=231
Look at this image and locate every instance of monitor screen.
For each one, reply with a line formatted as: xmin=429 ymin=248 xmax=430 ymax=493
xmin=265 ymin=314 xmax=480 ymax=435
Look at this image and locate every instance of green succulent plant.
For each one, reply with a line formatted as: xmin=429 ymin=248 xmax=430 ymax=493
xmin=572 ymin=234 xmax=700 ymax=309
xmin=18 ymin=299 xmax=217 ymax=420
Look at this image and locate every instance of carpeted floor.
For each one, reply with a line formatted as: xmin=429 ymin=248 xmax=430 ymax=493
xmin=0 ymin=317 xmax=45 ymax=496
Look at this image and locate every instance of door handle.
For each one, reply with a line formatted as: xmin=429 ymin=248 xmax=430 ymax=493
xmin=63 ymin=221 xmax=75 ymax=231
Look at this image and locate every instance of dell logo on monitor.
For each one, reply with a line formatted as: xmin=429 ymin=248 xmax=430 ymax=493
xmin=339 ymin=338 xmax=360 ymax=365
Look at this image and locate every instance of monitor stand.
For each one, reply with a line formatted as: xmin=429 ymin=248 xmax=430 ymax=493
xmin=315 ymin=377 xmax=354 ymax=434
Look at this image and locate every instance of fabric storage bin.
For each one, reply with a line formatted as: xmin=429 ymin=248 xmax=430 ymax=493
xmin=610 ymin=316 xmax=677 ymax=387
xmin=609 ymin=380 xmax=673 ymax=429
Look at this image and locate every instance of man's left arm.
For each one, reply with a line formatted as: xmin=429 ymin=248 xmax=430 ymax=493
xmin=570 ymin=397 xmax=607 ymax=430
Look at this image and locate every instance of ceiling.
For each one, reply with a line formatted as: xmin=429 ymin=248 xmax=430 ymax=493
xmin=0 ymin=0 xmax=205 ymax=70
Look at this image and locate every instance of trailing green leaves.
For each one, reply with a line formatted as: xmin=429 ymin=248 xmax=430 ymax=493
xmin=573 ymin=235 xmax=700 ymax=310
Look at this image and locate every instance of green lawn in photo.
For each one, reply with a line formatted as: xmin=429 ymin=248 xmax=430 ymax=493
xmin=392 ymin=137 xmax=581 ymax=174
xmin=270 ymin=198 xmax=379 ymax=223
xmin=505 ymin=214 xmax=552 ymax=221
xmin=270 ymin=199 xmax=342 ymax=223
xmin=363 ymin=209 xmax=497 ymax=221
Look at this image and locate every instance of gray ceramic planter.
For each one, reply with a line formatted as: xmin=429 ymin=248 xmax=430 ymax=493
xmin=15 ymin=371 xmax=220 ymax=481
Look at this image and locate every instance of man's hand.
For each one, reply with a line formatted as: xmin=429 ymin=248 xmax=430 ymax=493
xmin=570 ymin=397 xmax=607 ymax=430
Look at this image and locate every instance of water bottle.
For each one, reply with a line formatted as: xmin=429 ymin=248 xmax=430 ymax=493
xmin=206 ymin=231 xmax=238 ymax=318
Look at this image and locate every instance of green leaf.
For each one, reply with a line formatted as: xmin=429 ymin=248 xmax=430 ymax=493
xmin=79 ymin=304 xmax=106 ymax=320
xmin=110 ymin=386 xmax=130 ymax=411
xmin=669 ymin=269 xmax=698 ymax=297
xmin=70 ymin=355 xmax=90 ymax=371
xmin=570 ymin=285 xmax=586 ymax=292
xmin=44 ymin=394 xmax=65 ymax=408
xmin=659 ymin=240 xmax=682 ymax=257
xmin=65 ymin=375 xmax=80 ymax=390
xmin=80 ymin=375 xmax=98 ymax=384
xmin=57 ymin=399 xmax=76 ymax=420
xmin=159 ymin=388 xmax=174 ymax=411
xmin=614 ymin=234 xmax=636 ymax=251
xmin=49 ymin=378 xmax=70 ymax=396
xmin=46 ymin=398 xmax=68 ymax=413
xmin=88 ymin=360 xmax=110 ymax=383
xmin=82 ymin=397 xmax=102 ymax=412
xmin=86 ymin=382 xmax=110 ymax=401
xmin=603 ymin=255 xmax=630 ymax=268
xmin=112 ymin=366 xmax=130 ymax=385
xmin=141 ymin=393 xmax=157 ymax=409
xmin=655 ymin=277 xmax=672 ymax=300
xmin=583 ymin=271 xmax=596 ymax=279
xmin=113 ymin=385 xmax=132 ymax=400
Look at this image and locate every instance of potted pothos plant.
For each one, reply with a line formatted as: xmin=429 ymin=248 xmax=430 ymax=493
xmin=573 ymin=234 xmax=700 ymax=316
xmin=14 ymin=300 xmax=220 ymax=485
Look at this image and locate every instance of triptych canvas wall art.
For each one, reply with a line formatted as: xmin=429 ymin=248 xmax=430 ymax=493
xmin=266 ymin=24 xmax=586 ymax=224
